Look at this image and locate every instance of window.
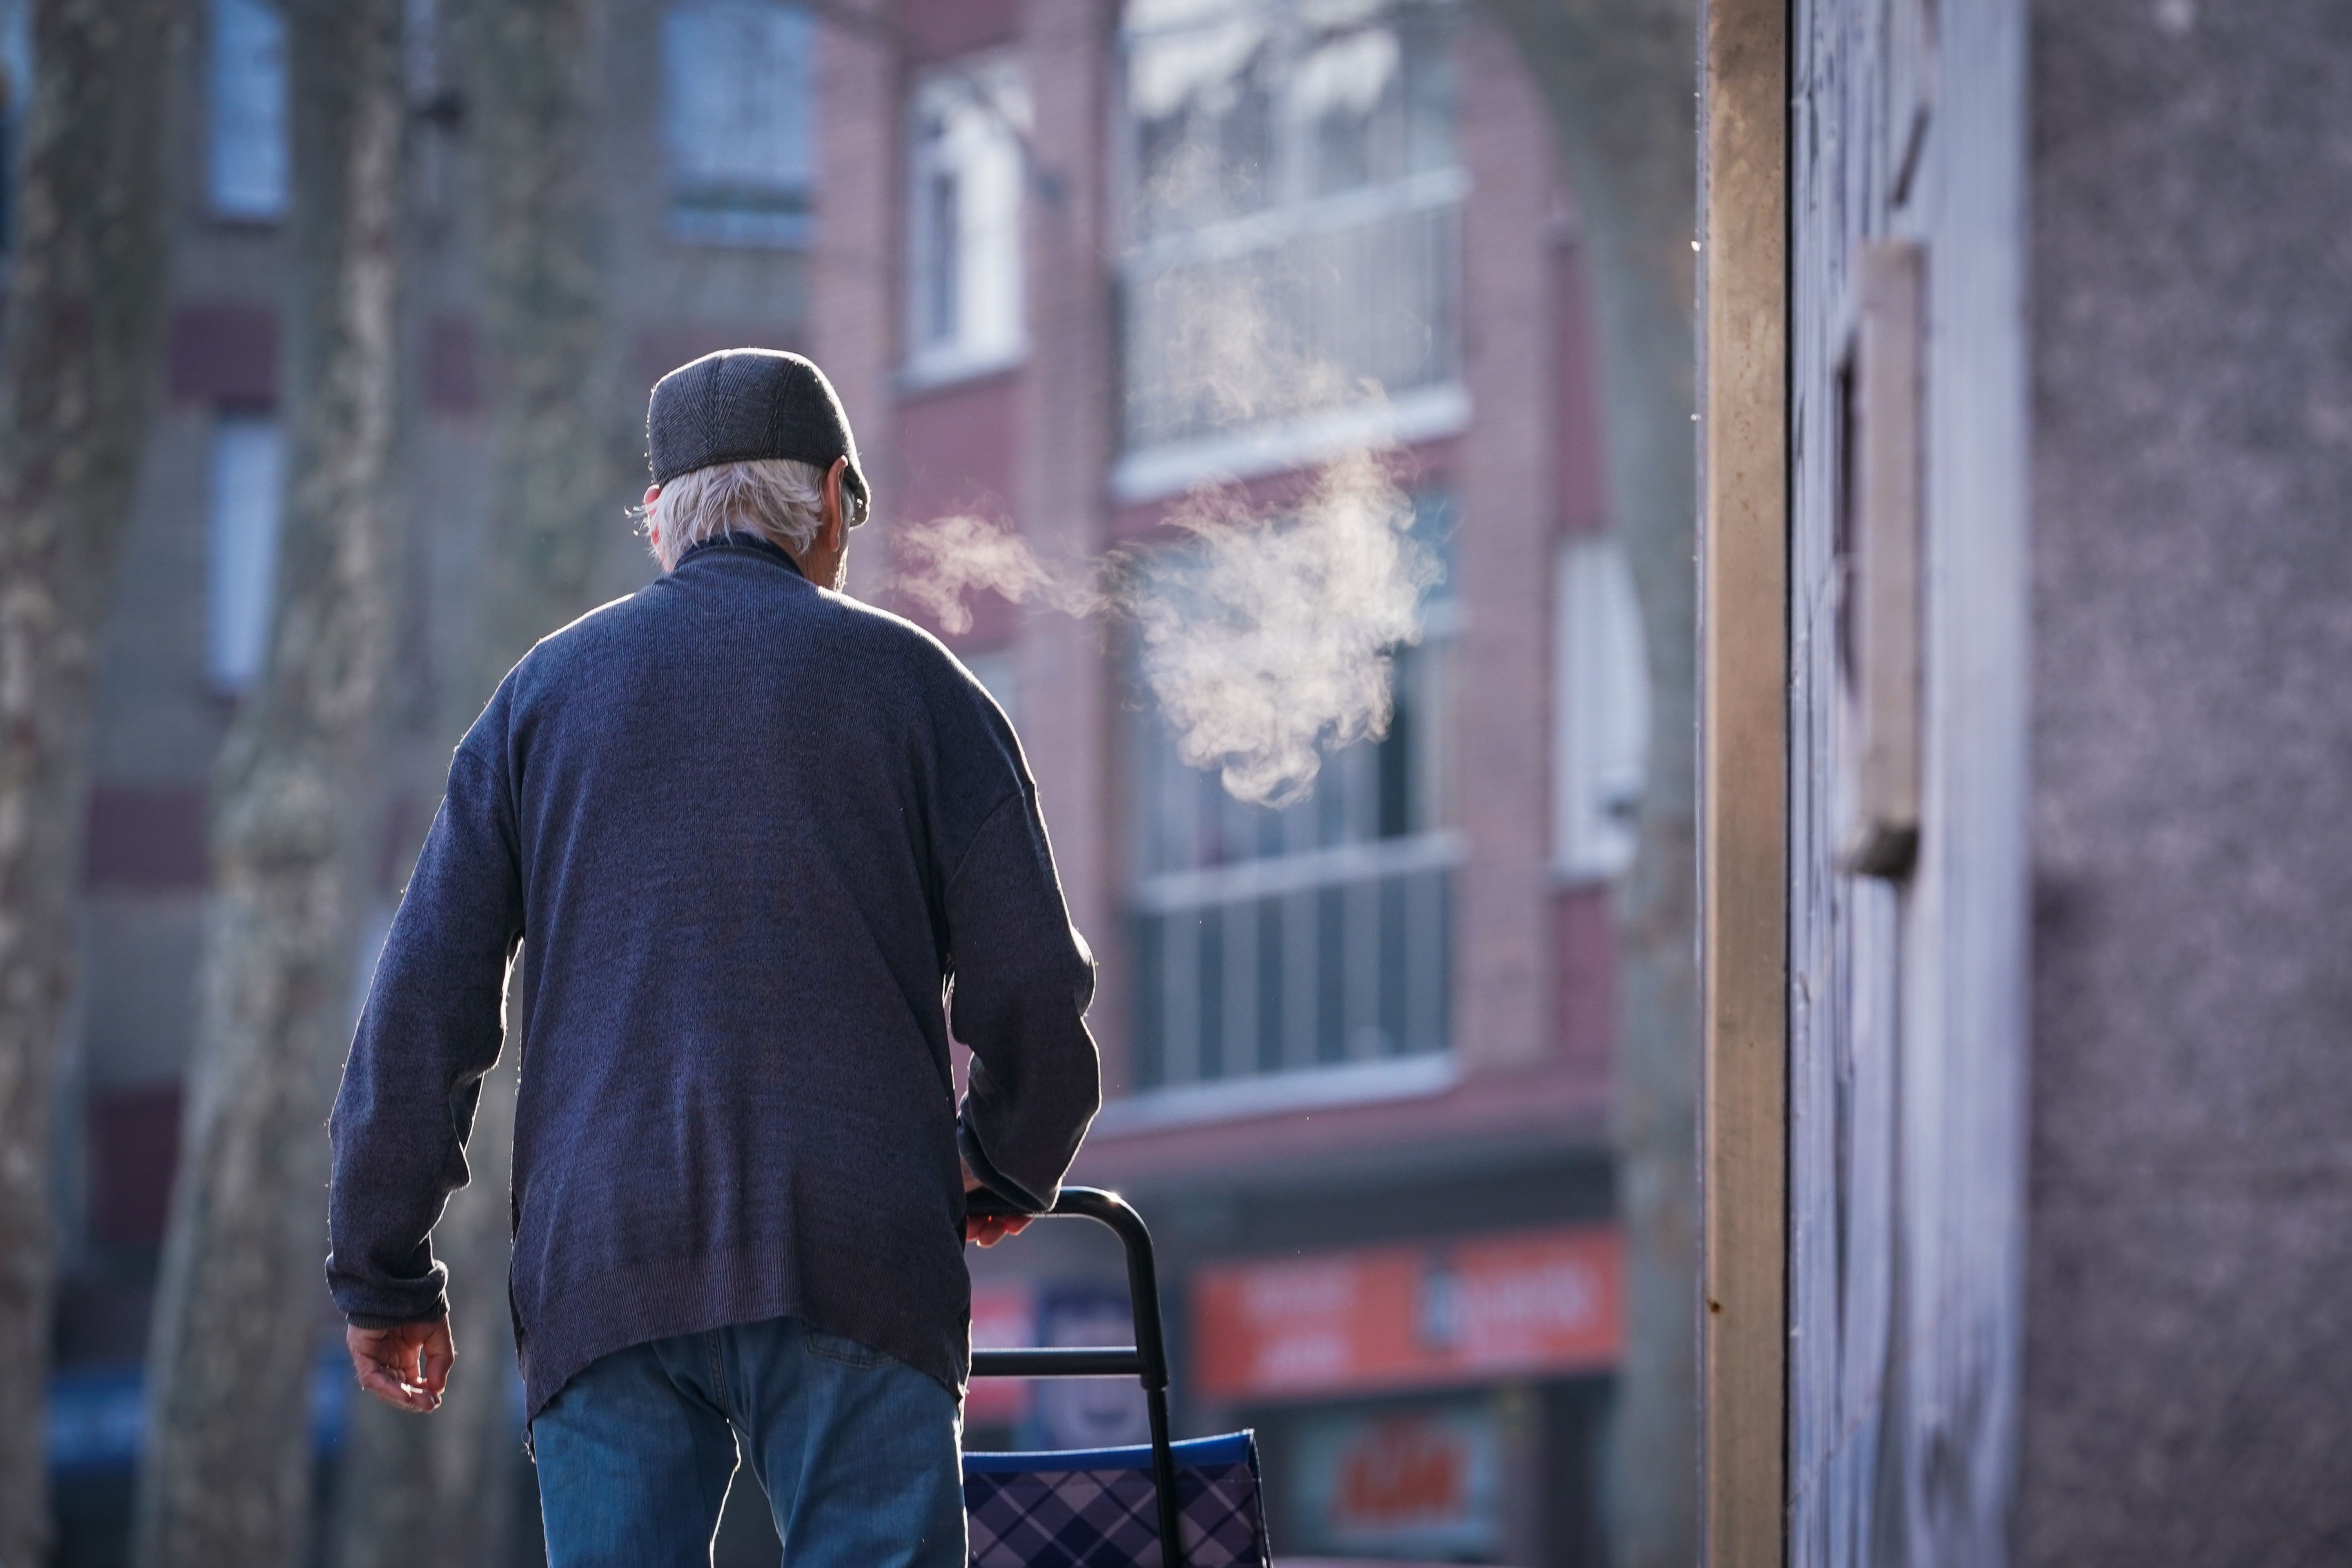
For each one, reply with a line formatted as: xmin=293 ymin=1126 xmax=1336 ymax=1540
xmin=1551 ymin=535 xmax=1649 ymax=882
xmin=907 ymin=58 xmax=1031 ymax=383
xmin=1128 ymin=496 xmax=1457 ymax=1097
xmin=207 ymin=414 xmax=285 ymax=693
xmin=663 ymin=1 xmax=814 ymax=247
xmin=1116 ymin=0 xmax=1464 ymax=496
xmin=209 ymin=0 xmax=288 ymax=220
xmin=0 ymin=2 xmax=27 ymax=250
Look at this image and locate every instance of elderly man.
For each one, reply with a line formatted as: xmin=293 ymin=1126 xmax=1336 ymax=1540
xmin=327 ymin=349 xmax=1100 ymax=1566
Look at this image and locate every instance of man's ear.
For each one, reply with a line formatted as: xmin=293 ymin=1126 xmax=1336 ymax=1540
xmin=826 ymin=457 xmax=849 ymax=543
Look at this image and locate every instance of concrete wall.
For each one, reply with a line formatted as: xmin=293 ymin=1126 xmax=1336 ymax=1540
xmin=2018 ymin=2 xmax=2352 ymax=1560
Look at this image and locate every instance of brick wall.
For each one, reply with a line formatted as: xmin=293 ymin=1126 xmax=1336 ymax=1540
xmin=811 ymin=0 xmax=902 ymax=609
xmin=897 ymin=372 xmax=1026 ymax=649
xmin=1454 ymin=22 xmax=1561 ymax=1071
xmin=1016 ymin=0 xmax=1124 ymax=1087
xmin=900 ymin=0 xmax=1020 ymax=60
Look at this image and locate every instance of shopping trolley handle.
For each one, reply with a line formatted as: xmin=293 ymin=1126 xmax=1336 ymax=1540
xmin=964 ymin=1184 xmax=1189 ymax=1567
xmin=964 ymin=1185 xmax=1170 ymax=1393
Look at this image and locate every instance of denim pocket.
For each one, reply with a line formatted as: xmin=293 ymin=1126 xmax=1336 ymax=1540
xmin=802 ymin=1327 xmax=893 ymax=1371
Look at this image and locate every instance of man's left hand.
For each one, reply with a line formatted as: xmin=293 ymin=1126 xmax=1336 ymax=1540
xmin=347 ymin=1316 xmax=455 ymax=1413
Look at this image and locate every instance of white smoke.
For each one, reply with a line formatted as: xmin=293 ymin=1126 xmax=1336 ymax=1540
xmin=1121 ymin=452 xmax=1436 ymax=806
xmin=890 ymin=450 xmax=1436 ymax=809
xmin=889 ymin=512 xmax=1077 ymax=636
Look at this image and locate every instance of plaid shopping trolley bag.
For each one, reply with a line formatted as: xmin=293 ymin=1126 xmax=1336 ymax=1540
xmin=963 ymin=1187 xmax=1272 ymax=1568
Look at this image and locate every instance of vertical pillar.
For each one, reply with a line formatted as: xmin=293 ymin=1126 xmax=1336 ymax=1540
xmin=1453 ymin=24 xmax=1559 ymax=1071
xmin=810 ymin=0 xmax=899 ymax=603
xmin=1698 ymin=0 xmax=1788 ymax=1564
xmin=1018 ymin=0 xmax=1123 ymax=1089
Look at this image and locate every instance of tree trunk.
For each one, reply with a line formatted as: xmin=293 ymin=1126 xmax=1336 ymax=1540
xmin=443 ymin=0 xmax=628 ymax=696
xmin=0 ymin=1 xmax=184 ymax=1559
xmin=1472 ymin=5 xmax=1700 ymax=1566
xmin=329 ymin=4 xmax=625 ymax=1562
xmin=132 ymin=2 xmax=407 ymax=1563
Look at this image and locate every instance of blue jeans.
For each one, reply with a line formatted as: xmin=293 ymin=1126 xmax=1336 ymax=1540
xmin=531 ymin=1316 xmax=966 ymax=1568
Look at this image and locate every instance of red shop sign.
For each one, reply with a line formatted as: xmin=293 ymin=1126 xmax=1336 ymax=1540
xmin=1192 ymin=1226 xmax=1622 ymax=1401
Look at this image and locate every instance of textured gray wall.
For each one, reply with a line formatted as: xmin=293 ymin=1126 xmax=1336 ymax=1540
xmin=2022 ymin=2 xmax=2352 ymax=1563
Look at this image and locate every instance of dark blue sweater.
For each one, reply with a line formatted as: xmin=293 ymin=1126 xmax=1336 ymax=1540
xmin=326 ymin=534 xmax=1101 ymax=1419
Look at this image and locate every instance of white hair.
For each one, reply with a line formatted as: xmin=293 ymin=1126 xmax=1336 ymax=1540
xmin=645 ymin=457 xmax=829 ymax=573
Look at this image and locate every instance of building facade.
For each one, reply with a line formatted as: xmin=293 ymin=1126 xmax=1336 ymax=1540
xmin=813 ymin=4 xmax=1642 ymax=1563
xmin=52 ymin=0 xmax=816 ymax=1557
xmin=53 ymin=1 xmax=1643 ymax=1563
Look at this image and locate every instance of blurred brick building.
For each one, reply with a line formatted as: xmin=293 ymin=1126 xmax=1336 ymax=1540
xmin=811 ymin=4 xmax=1643 ymax=1562
xmin=54 ymin=1 xmax=1645 ymax=1564
xmin=52 ymin=0 xmax=816 ymax=1557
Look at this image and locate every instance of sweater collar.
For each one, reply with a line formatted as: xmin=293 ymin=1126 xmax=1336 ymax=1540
xmin=676 ymin=531 xmax=807 ymax=579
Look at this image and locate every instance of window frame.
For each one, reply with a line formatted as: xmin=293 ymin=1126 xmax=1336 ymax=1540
xmin=206 ymin=0 xmax=289 ymax=223
xmin=1109 ymin=0 xmax=1470 ymax=501
xmin=1120 ymin=501 xmax=1461 ymax=1103
xmin=903 ymin=52 xmax=1033 ymax=388
xmin=1551 ymin=533 xmax=1651 ymax=886
xmin=661 ymin=0 xmax=817 ymax=249
xmin=205 ymin=411 xmax=287 ymax=695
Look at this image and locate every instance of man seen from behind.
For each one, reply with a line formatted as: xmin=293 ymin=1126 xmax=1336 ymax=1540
xmin=326 ymin=349 xmax=1101 ymax=1566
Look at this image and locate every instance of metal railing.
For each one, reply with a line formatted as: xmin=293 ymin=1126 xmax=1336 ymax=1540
xmin=1132 ymin=831 xmax=1458 ymax=1091
xmin=1121 ymin=172 xmax=1466 ymax=455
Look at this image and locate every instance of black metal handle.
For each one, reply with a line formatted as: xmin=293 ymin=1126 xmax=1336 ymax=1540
xmin=966 ymin=1184 xmax=1184 ymax=1567
xmin=969 ymin=1347 xmax=1141 ymax=1377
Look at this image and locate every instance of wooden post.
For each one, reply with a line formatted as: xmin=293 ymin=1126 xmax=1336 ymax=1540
xmin=1697 ymin=0 xmax=1788 ymax=1564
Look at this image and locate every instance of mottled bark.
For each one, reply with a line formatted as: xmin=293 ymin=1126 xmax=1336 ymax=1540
xmin=328 ymin=4 xmax=626 ymax=1562
xmin=443 ymin=0 xmax=629 ymax=697
xmin=133 ymin=2 xmax=407 ymax=1563
xmin=0 ymin=1 xmax=183 ymax=1559
xmin=1473 ymin=5 xmax=1700 ymax=1566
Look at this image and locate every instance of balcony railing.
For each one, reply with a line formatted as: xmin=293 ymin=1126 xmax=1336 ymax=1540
xmin=1131 ymin=830 xmax=1459 ymax=1093
xmin=1119 ymin=169 xmax=1468 ymax=479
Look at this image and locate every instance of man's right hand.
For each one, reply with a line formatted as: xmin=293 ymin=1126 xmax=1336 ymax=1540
xmin=967 ymin=1210 xmax=1031 ymax=1247
xmin=962 ymin=1161 xmax=1033 ymax=1249
xmin=347 ymin=1316 xmax=455 ymax=1413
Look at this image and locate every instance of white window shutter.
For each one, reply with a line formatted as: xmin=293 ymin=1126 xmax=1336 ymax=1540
xmin=1553 ymin=535 xmax=1650 ymax=882
xmin=906 ymin=58 xmax=1030 ymax=379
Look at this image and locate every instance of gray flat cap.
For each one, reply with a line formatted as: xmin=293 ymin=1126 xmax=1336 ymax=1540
xmin=646 ymin=348 xmax=870 ymax=524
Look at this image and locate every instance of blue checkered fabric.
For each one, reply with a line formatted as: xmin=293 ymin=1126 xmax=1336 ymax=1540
xmin=963 ymin=1432 xmax=1269 ymax=1568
